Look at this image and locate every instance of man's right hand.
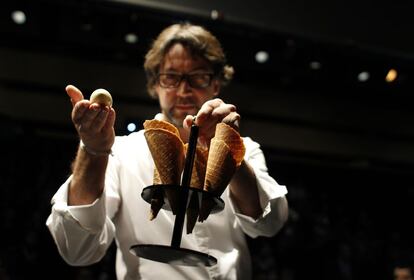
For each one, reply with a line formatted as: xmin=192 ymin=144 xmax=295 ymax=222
xmin=66 ymin=85 xmax=116 ymax=154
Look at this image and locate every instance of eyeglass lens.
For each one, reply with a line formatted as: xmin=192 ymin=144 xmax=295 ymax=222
xmin=158 ymin=73 xmax=212 ymax=89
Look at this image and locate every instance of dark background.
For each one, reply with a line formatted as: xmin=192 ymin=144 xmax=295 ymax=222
xmin=1 ymin=0 xmax=414 ymax=279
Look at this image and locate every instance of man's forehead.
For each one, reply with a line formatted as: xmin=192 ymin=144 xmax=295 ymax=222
xmin=160 ymin=48 xmax=212 ymax=72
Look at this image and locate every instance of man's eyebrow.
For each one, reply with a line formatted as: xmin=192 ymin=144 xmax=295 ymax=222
xmin=161 ymin=66 xmax=211 ymax=73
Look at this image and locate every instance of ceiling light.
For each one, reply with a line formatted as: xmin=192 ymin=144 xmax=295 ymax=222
xmin=11 ymin=10 xmax=26 ymax=25
xmin=211 ymin=10 xmax=223 ymax=20
xmin=385 ymin=68 xmax=397 ymax=83
xmin=255 ymin=51 xmax=269 ymax=63
xmin=125 ymin=33 xmax=138 ymax=44
xmin=127 ymin=122 xmax=137 ymax=132
xmin=357 ymin=71 xmax=370 ymax=82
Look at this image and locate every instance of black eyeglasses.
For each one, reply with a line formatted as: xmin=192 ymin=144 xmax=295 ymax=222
xmin=157 ymin=72 xmax=214 ymax=89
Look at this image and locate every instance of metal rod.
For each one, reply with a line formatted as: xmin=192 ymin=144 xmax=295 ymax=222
xmin=171 ymin=124 xmax=199 ymax=248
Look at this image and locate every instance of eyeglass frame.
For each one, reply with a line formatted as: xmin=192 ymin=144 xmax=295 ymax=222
xmin=156 ymin=72 xmax=216 ymax=89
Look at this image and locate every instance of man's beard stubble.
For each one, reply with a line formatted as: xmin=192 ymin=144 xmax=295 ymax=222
xmin=164 ymin=109 xmax=185 ymax=128
xmin=164 ymin=103 xmax=199 ymax=128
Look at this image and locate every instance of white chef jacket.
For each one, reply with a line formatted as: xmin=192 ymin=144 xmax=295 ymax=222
xmin=46 ymin=130 xmax=288 ymax=280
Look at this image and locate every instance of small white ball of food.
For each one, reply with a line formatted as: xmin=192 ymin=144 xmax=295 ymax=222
xmin=90 ymin=88 xmax=113 ymax=107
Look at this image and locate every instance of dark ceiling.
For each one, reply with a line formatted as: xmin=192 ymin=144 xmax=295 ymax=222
xmin=1 ymin=0 xmax=414 ymax=173
xmin=2 ymin=0 xmax=414 ymax=93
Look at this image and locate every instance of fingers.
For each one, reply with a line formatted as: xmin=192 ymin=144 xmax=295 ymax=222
xmin=85 ymin=104 xmax=110 ymax=133
xmin=72 ymin=100 xmax=89 ymax=124
xmin=71 ymin=101 xmax=115 ymax=136
xmin=183 ymin=115 xmax=194 ymax=129
xmin=77 ymin=104 xmax=113 ymax=134
xmin=66 ymin=85 xmax=84 ymax=107
xmin=102 ymin=107 xmax=116 ymax=133
xmin=195 ymin=98 xmax=224 ymax=125
xmin=211 ymin=103 xmax=236 ymax=118
xmin=74 ymin=104 xmax=115 ymax=150
xmin=184 ymin=98 xmax=240 ymax=142
xmin=222 ymin=111 xmax=241 ymax=130
xmin=196 ymin=98 xmax=238 ymax=127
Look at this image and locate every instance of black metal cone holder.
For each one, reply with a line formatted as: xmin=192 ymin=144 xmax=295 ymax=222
xmin=130 ymin=124 xmax=222 ymax=266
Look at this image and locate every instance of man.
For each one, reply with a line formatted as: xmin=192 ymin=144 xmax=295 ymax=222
xmin=46 ymin=23 xmax=288 ymax=279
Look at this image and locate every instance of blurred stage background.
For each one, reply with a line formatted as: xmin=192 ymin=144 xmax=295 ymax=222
xmin=1 ymin=0 xmax=414 ymax=279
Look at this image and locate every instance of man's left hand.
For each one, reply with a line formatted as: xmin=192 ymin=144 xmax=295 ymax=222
xmin=183 ymin=98 xmax=240 ymax=145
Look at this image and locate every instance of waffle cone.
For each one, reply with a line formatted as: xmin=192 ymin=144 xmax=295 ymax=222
xmin=198 ymin=197 xmax=217 ymax=222
xmin=149 ymin=167 xmax=163 ymax=220
xmin=144 ymin=128 xmax=184 ymax=214
xmin=144 ymin=128 xmax=184 ymax=184
xmin=186 ymin=192 xmax=200 ymax=233
xmin=199 ymin=139 xmax=236 ymax=221
xmin=188 ymin=146 xmax=208 ymax=189
xmin=144 ymin=119 xmax=180 ymax=138
xmin=149 ymin=190 xmax=164 ymax=221
xmin=214 ymin=122 xmax=245 ymax=166
xmin=153 ymin=167 xmax=162 ymax=185
xmin=204 ymin=139 xmax=236 ymax=195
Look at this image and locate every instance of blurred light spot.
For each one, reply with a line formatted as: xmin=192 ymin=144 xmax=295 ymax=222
xmin=125 ymin=33 xmax=138 ymax=44
xmin=127 ymin=123 xmax=137 ymax=132
xmin=11 ymin=10 xmax=26 ymax=25
xmin=385 ymin=68 xmax=397 ymax=83
xmin=357 ymin=71 xmax=370 ymax=82
xmin=255 ymin=51 xmax=269 ymax=63
xmin=211 ymin=10 xmax=224 ymax=20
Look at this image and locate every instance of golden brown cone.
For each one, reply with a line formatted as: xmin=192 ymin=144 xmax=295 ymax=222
xmin=149 ymin=168 xmax=164 ymax=220
xmin=144 ymin=128 xmax=185 ymax=214
xmin=144 ymin=128 xmax=184 ymax=184
xmin=186 ymin=193 xmax=200 ymax=233
xmin=199 ymin=139 xmax=237 ymax=221
xmin=153 ymin=167 xmax=162 ymax=185
xmin=185 ymin=146 xmax=208 ymax=233
xmin=143 ymin=119 xmax=180 ymax=138
xmin=214 ymin=123 xmax=245 ymax=166
xmin=204 ymin=139 xmax=236 ymax=194
xmin=144 ymin=119 xmax=183 ymax=216
xmin=198 ymin=197 xmax=217 ymax=222
xmin=149 ymin=191 xmax=164 ymax=221
xmin=187 ymin=145 xmax=208 ymax=189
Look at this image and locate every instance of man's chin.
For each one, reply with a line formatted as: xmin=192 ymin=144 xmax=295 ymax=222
xmin=168 ymin=111 xmax=195 ymax=127
xmin=171 ymin=118 xmax=184 ymax=127
xmin=165 ymin=114 xmax=185 ymax=128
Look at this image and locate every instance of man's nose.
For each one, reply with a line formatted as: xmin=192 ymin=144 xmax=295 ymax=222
xmin=176 ymin=78 xmax=193 ymax=96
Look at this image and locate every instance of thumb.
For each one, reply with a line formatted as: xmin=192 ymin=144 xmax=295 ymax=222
xmin=183 ymin=115 xmax=195 ymax=129
xmin=65 ymin=85 xmax=84 ymax=107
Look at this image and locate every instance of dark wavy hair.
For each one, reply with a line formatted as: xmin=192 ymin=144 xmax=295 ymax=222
xmin=144 ymin=23 xmax=234 ymax=98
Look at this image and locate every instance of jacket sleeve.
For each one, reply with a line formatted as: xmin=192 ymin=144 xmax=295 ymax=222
xmin=227 ymin=137 xmax=289 ymax=238
xmin=45 ymin=156 xmax=121 ymax=266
